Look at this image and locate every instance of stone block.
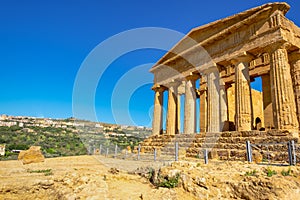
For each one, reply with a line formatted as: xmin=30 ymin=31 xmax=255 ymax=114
xmin=18 ymin=146 xmax=45 ymax=165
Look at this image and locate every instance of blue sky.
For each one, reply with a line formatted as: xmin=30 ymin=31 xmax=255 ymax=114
xmin=0 ymin=1 xmax=299 ymax=127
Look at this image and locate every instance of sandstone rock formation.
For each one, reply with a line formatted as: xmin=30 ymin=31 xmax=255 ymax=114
xmin=18 ymin=146 xmax=45 ymax=165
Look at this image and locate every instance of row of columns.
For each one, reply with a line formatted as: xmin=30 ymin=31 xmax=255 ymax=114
xmin=152 ymin=43 xmax=299 ymax=135
xmin=152 ymin=68 xmax=226 ymax=135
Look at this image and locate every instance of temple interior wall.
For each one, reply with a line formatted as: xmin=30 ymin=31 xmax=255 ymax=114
xmin=225 ymin=84 xmax=264 ymax=130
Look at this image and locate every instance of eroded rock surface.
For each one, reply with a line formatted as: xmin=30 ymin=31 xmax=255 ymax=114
xmin=1 ymin=155 xmax=300 ymax=200
xmin=18 ymin=146 xmax=45 ymax=165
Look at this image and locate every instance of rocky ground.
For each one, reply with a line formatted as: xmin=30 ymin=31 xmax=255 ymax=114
xmin=0 ymin=155 xmax=300 ymax=199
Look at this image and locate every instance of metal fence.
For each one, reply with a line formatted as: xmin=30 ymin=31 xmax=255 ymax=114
xmin=89 ymin=140 xmax=299 ymax=166
xmin=88 ymin=142 xmax=211 ymax=164
xmin=246 ymin=140 xmax=297 ymax=166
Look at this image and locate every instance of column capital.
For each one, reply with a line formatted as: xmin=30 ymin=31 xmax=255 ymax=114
xmin=165 ymin=80 xmax=181 ymax=88
xmin=230 ymin=52 xmax=254 ymax=65
xmin=264 ymin=42 xmax=291 ymax=54
xmin=219 ymin=81 xmax=231 ymax=91
xmin=199 ymin=83 xmax=207 ymax=92
xmin=152 ymin=84 xmax=166 ymax=92
xmin=185 ymin=72 xmax=200 ymax=81
xmin=202 ymin=66 xmax=219 ymax=75
xmin=289 ymin=49 xmax=300 ymax=64
xmin=199 ymin=76 xmax=207 ymax=92
xmin=219 ymin=78 xmax=226 ymax=87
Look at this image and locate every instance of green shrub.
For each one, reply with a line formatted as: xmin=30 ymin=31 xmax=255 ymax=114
xmin=148 ymin=167 xmax=155 ymax=179
xmin=44 ymin=171 xmax=53 ymax=176
xmin=266 ymin=168 xmax=277 ymax=177
xmin=281 ymin=167 xmax=291 ymax=176
xmin=158 ymin=173 xmax=180 ymax=188
xmin=46 ymin=148 xmax=56 ymax=154
xmin=245 ymin=169 xmax=257 ymax=176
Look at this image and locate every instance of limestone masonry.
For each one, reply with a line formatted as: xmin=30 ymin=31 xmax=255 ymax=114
xmin=144 ymin=2 xmax=300 ymax=160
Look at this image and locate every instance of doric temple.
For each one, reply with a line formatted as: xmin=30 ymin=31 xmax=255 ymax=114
xmin=150 ymin=2 xmax=300 ymax=138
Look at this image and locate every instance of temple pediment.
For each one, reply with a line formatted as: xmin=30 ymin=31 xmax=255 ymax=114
xmin=151 ymin=2 xmax=292 ymax=74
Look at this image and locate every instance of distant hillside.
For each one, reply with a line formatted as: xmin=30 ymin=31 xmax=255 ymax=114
xmin=0 ymin=115 xmax=152 ymax=160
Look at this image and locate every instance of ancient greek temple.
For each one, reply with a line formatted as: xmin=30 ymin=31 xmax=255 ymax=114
xmin=150 ymin=3 xmax=300 ymax=137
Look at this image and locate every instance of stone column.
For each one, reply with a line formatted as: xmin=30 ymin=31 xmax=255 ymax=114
xmin=199 ymin=78 xmax=207 ymax=132
xmin=267 ymin=43 xmax=299 ymax=131
xmin=184 ymin=75 xmax=197 ymax=134
xmin=177 ymin=93 xmax=181 ymax=134
xmin=166 ymin=82 xmax=179 ymax=135
xmin=152 ymin=86 xmax=165 ymax=135
xmin=233 ymin=56 xmax=252 ymax=131
xmin=261 ymin=74 xmax=274 ymax=129
xmin=205 ymin=68 xmax=220 ymax=132
xmin=289 ymin=50 xmax=300 ymax=129
xmin=220 ymin=80 xmax=228 ymax=131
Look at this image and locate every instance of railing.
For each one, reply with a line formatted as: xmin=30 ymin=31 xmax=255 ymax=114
xmin=91 ymin=140 xmax=299 ymax=166
xmin=90 ymin=142 xmax=211 ymax=164
xmin=246 ymin=140 xmax=297 ymax=166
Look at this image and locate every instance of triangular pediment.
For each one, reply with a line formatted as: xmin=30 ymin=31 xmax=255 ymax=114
xmin=153 ymin=2 xmax=290 ymax=69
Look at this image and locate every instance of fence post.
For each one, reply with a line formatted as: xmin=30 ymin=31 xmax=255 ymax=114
xmin=88 ymin=146 xmax=92 ymax=155
xmin=291 ymin=140 xmax=296 ymax=166
xmin=99 ymin=144 xmax=102 ymax=155
xmin=204 ymin=149 xmax=208 ymax=164
xmin=246 ymin=141 xmax=252 ymax=162
xmin=288 ymin=141 xmax=296 ymax=166
xmin=154 ymin=148 xmax=157 ymax=161
xmin=175 ymin=142 xmax=179 ymax=161
xmin=114 ymin=144 xmax=118 ymax=158
xmin=106 ymin=148 xmax=109 ymax=157
xmin=138 ymin=144 xmax=141 ymax=160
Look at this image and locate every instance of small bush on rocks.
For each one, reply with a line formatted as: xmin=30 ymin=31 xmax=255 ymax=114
xmin=281 ymin=167 xmax=291 ymax=176
xmin=266 ymin=168 xmax=277 ymax=177
xmin=157 ymin=173 xmax=180 ymax=188
xmin=245 ymin=169 xmax=257 ymax=176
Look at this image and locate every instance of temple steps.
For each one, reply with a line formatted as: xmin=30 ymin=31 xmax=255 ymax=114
xmin=139 ymin=130 xmax=299 ymax=161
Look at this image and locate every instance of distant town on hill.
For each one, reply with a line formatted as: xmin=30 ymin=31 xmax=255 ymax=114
xmin=0 ymin=114 xmax=152 ymax=160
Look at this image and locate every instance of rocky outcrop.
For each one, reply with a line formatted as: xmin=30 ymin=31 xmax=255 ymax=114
xmin=18 ymin=146 xmax=45 ymax=165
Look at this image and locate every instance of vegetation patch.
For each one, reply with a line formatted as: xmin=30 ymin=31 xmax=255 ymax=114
xmin=27 ymin=168 xmax=53 ymax=176
xmin=146 ymin=168 xmax=180 ymax=189
xmin=245 ymin=169 xmax=257 ymax=176
xmin=281 ymin=167 xmax=292 ymax=176
xmin=157 ymin=173 xmax=181 ymax=188
xmin=147 ymin=167 xmax=155 ymax=179
xmin=265 ymin=168 xmax=277 ymax=177
xmin=0 ymin=123 xmax=150 ymax=160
